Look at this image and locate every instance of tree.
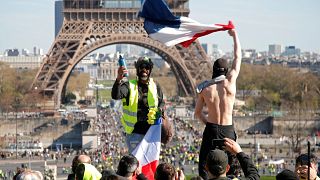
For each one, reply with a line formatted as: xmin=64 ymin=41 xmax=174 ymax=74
xmin=238 ymin=64 xmax=320 ymax=112
xmin=64 ymin=92 xmax=77 ymax=104
xmin=281 ymin=104 xmax=310 ymax=155
xmin=66 ymin=72 xmax=90 ymax=98
xmin=152 ymin=65 xmax=177 ymax=97
xmin=0 ymin=62 xmax=16 ymax=114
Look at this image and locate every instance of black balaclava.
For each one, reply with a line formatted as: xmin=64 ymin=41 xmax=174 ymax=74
xmin=135 ymin=57 xmax=154 ymax=81
xmin=212 ymin=58 xmax=228 ymax=79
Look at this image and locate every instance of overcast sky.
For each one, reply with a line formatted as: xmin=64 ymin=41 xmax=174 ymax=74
xmin=0 ymin=0 xmax=319 ymax=53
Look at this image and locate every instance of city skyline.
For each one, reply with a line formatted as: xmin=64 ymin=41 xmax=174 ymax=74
xmin=0 ymin=0 xmax=319 ymax=54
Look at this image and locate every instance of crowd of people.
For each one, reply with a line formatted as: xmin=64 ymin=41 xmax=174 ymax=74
xmin=5 ymin=136 xmax=319 ymax=180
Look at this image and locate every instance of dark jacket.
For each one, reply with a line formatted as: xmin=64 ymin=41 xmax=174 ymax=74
xmin=111 ymin=79 xmax=165 ymax=135
xmin=209 ymin=152 xmax=260 ymax=180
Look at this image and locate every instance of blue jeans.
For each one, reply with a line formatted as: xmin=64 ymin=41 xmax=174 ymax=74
xmin=126 ymin=133 xmax=144 ymax=153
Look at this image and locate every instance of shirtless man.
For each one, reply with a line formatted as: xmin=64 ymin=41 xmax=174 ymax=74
xmin=194 ymin=29 xmax=241 ymax=180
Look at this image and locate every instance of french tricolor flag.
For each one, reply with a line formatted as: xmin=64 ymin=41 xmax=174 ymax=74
xmin=138 ymin=0 xmax=235 ymax=47
xmin=132 ymin=123 xmax=161 ymax=180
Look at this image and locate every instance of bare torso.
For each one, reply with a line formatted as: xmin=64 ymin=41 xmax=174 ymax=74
xmin=200 ymin=79 xmax=236 ymax=125
xmin=194 ymin=29 xmax=241 ymax=126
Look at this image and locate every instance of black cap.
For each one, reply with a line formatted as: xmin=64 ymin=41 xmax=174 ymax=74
xmin=213 ymin=58 xmax=228 ymax=72
xmin=212 ymin=58 xmax=228 ymax=78
xmin=206 ymin=149 xmax=228 ymax=176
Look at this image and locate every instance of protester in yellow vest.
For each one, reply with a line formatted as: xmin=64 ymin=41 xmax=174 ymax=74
xmin=112 ymin=56 xmax=165 ymax=153
xmin=75 ymin=163 xmax=102 ymax=180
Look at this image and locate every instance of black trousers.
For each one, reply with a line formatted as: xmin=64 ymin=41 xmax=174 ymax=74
xmin=198 ymin=122 xmax=236 ymax=180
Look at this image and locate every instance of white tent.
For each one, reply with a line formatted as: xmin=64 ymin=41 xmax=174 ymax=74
xmin=268 ymin=159 xmax=285 ymax=165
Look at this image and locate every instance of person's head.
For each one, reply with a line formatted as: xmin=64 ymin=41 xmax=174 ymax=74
xmin=78 ymin=154 xmax=92 ymax=164
xmin=276 ymin=169 xmax=299 ymax=180
xmin=295 ymin=153 xmax=317 ymax=167
xmin=205 ymin=149 xmax=229 ymax=178
xmin=135 ymin=57 xmax=153 ymax=82
xmin=116 ymin=154 xmax=139 ymax=178
xmin=16 ymin=167 xmax=23 ymax=174
xmin=71 ymin=155 xmax=91 ymax=174
xmin=295 ymin=153 xmax=318 ymax=178
xmin=212 ymin=58 xmax=228 ymax=79
xmin=16 ymin=170 xmax=43 ymax=180
xmin=154 ymin=162 xmax=176 ymax=180
xmin=75 ymin=163 xmax=102 ymax=180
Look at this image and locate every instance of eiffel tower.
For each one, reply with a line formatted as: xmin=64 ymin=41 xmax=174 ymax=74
xmin=32 ymin=0 xmax=212 ymax=110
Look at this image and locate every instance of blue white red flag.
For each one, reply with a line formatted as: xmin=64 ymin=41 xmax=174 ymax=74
xmin=132 ymin=123 xmax=161 ymax=180
xmin=138 ymin=0 xmax=235 ymax=47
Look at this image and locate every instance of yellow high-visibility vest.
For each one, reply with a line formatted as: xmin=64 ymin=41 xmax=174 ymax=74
xmin=121 ymin=78 xmax=158 ymax=134
xmin=77 ymin=163 xmax=102 ymax=180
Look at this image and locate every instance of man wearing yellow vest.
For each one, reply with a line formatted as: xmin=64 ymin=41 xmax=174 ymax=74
xmin=112 ymin=56 xmax=165 ymax=153
xmin=75 ymin=163 xmax=102 ymax=180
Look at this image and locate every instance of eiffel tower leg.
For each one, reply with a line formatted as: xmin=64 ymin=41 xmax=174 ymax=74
xmin=31 ymin=3 xmax=211 ymax=110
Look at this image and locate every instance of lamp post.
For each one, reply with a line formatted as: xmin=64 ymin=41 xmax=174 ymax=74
xmin=15 ymin=108 xmax=18 ymax=160
xmin=81 ymin=120 xmax=84 ymax=135
xmin=95 ymin=77 xmax=100 ymax=113
xmin=253 ymin=109 xmax=257 ymax=163
xmin=14 ymin=97 xmax=21 ymax=160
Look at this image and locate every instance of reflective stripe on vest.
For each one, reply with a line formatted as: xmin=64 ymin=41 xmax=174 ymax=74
xmin=121 ymin=78 xmax=158 ymax=134
xmin=82 ymin=163 xmax=102 ymax=180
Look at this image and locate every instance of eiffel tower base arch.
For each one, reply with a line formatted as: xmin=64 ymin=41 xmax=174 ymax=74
xmin=31 ymin=2 xmax=212 ymax=110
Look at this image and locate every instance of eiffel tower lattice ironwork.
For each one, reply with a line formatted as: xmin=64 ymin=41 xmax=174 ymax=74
xmin=31 ymin=0 xmax=213 ymax=110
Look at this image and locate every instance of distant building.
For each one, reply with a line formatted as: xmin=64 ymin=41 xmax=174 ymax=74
xmin=33 ymin=46 xmax=38 ymax=56
xmin=212 ymin=44 xmax=223 ymax=59
xmin=116 ymin=44 xmax=129 ymax=57
xmin=55 ymin=0 xmax=64 ymax=37
xmin=201 ymin=43 xmax=215 ymax=56
xmin=98 ymin=61 xmax=118 ymax=80
xmin=201 ymin=43 xmax=208 ymax=54
xmin=268 ymin=44 xmax=282 ymax=57
xmin=0 ymin=56 xmax=43 ymax=69
xmin=283 ymin=46 xmax=301 ymax=56
xmin=145 ymin=49 xmax=156 ymax=57
xmin=6 ymin=49 xmax=20 ymax=56
xmin=38 ymin=48 xmax=44 ymax=56
xmin=242 ymin=49 xmax=257 ymax=59
xmin=212 ymin=44 xmax=219 ymax=55
xmin=21 ymin=48 xmax=30 ymax=56
xmin=129 ymin=45 xmax=145 ymax=56
xmin=76 ymin=56 xmax=98 ymax=78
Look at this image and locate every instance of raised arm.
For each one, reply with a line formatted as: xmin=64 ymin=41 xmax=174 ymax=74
xmin=227 ymin=29 xmax=242 ymax=83
xmin=111 ymin=66 xmax=129 ymax=100
xmin=224 ymin=138 xmax=260 ymax=180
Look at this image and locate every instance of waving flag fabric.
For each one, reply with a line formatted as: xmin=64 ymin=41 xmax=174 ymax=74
xmin=132 ymin=124 xmax=161 ymax=180
xmin=138 ymin=0 xmax=235 ymax=47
